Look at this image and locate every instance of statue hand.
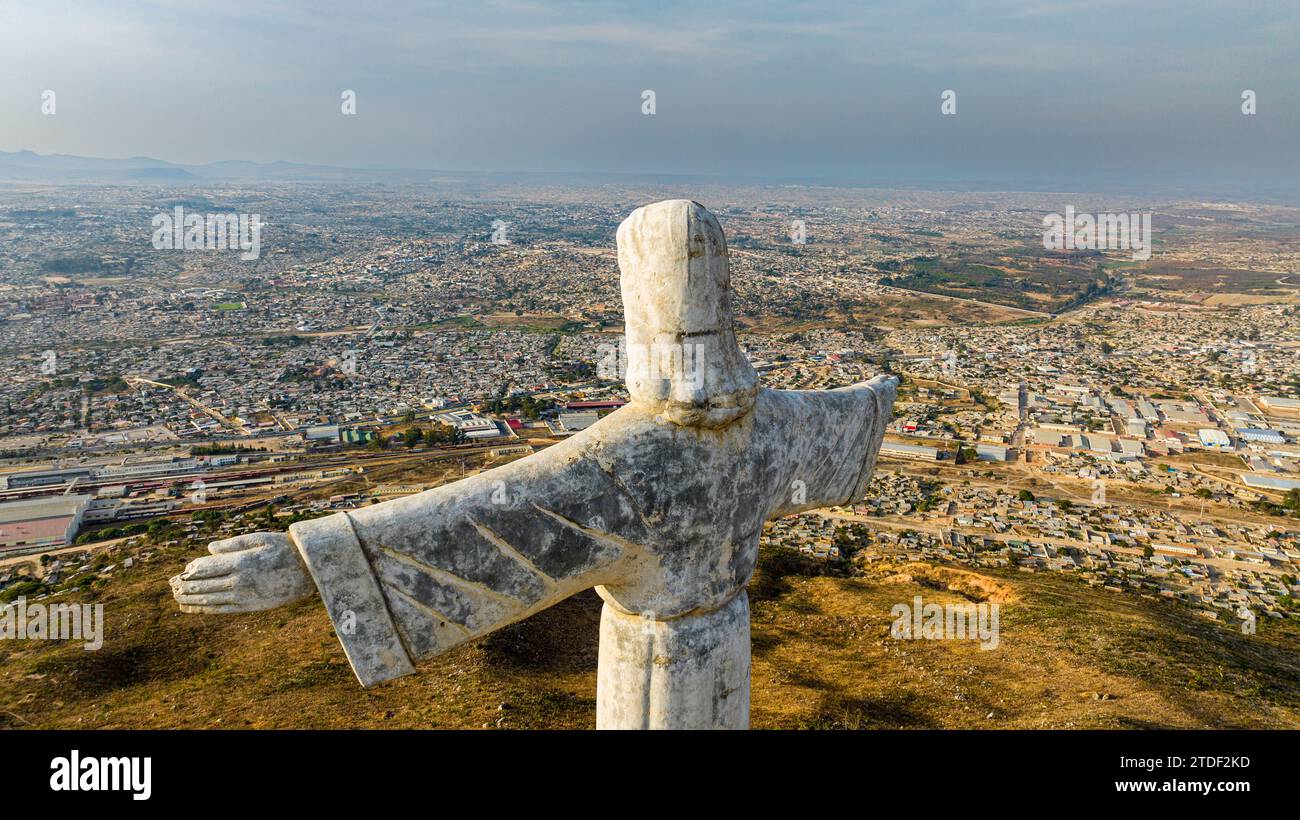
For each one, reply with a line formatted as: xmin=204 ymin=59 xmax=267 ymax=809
xmin=170 ymin=532 xmax=315 ymax=613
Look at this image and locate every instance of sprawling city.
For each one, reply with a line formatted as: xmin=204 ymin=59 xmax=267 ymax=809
xmin=3 ymin=179 xmax=1297 ymax=723
xmin=2 ymin=0 xmax=1297 ymax=805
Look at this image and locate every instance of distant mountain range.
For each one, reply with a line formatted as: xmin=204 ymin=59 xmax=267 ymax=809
xmin=3 ymin=148 xmax=1298 ymax=202
xmin=0 ymin=149 xmax=793 ymax=186
xmin=0 ymin=149 xmax=408 ymax=182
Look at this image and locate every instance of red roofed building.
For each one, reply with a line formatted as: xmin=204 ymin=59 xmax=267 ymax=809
xmin=0 ymin=494 xmax=90 ymax=553
xmin=565 ymin=399 xmax=627 ymax=411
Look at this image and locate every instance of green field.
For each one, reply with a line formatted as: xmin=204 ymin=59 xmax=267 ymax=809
xmin=879 ymin=253 xmax=1113 ymax=314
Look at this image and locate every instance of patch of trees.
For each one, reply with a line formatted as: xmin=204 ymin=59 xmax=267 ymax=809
xmin=40 ymin=255 xmax=103 ymax=274
xmin=483 ymin=395 xmax=555 ymax=419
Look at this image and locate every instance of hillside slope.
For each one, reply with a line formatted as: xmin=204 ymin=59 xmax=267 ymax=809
xmin=2 ymin=544 xmax=1298 ymax=730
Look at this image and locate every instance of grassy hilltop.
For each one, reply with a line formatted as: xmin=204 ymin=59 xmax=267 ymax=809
xmin=2 ymin=543 xmax=1299 ymax=730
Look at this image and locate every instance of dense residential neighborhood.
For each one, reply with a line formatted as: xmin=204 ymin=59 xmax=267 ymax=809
xmin=2 ymin=183 xmax=1299 ymax=646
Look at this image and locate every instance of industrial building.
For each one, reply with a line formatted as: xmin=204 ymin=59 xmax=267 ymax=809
xmin=549 ymin=411 xmax=601 ymax=435
xmin=974 ymin=444 xmax=1011 ymax=462
xmin=1236 ymin=427 xmax=1286 ymax=445
xmin=303 ymin=424 xmax=341 ymax=441
xmin=1197 ymin=428 xmax=1232 ymax=449
xmin=564 ymin=399 xmax=626 ymax=412
xmin=434 ymin=410 xmax=508 ymax=440
xmin=0 ymin=494 xmax=90 ymax=553
xmin=1242 ymin=474 xmax=1300 ymax=492
xmin=1258 ymin=395 xmax=1300 ymax=415
xmin=879 ymin=441 xmax=941 ymax=461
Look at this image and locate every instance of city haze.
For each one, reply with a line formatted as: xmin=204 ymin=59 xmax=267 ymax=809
xmin=2 ymin=1 xmax=1299 ymax=194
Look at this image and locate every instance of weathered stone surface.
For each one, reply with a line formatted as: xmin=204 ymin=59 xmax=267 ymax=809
xmin=617 ymin=200 xmax=759 ymax=428
xmin=169 ymin=531 xmax=313 ymax=614
xmin=596 ymin=592 xmax=751 ymax=730
xmin=170 ymin=199 xmax=896 ymax=730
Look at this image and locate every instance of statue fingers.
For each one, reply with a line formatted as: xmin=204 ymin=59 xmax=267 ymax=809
xmin=178 ymin=602 xmax=248 ymax=615
xmin=175 ymin=591 xmax=240 ymax=608
xmin=180 ymin=552 xmax=240 ymax=580
xmin=208 ymin=534 xmax=266 ymax=555
xmin=175 ymin=576 xmax=236 ymax=595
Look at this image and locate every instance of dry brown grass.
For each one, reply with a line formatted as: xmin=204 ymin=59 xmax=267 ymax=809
xmin=2 ymin=546 xmax=1297 ymax=730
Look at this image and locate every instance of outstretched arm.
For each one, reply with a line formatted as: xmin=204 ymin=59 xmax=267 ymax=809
xmin=764 ymin=375 xmax=896 ymax=518
xmin=172 ymin=423 xmax=649 ymax=687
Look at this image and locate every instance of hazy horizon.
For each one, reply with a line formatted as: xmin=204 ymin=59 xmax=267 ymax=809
xmin=3 ymin=1 xmax=1299 ymax=195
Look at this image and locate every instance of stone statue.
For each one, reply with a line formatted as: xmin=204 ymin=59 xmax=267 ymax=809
xmin=170 ymin=200 xmax=896 ymax=729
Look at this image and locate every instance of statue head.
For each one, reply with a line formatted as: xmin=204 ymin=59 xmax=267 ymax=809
xmin=616 ymin=200 xmax=759 ymax=428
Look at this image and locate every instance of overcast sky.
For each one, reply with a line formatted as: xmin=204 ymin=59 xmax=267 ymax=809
xmin=2 ymin=0 xmax=1297 ymax=189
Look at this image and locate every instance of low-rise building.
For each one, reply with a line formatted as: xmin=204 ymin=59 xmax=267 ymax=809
xmin=0 ymin=494 xmax=90 ymax=553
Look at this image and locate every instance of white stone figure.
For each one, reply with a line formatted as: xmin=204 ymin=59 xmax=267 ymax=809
xmin=171 ymin=200 xmax=896 ymax=729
